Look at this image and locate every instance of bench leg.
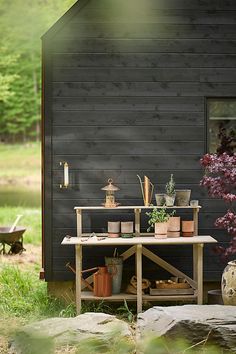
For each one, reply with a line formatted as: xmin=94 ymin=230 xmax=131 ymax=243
xmin=136 ymin=244 xmax=142 ymax=314
xmin=193 ymin=244 xmax=204 ymax=304
xmin=76 ymin=244 xmax=82 ymax=314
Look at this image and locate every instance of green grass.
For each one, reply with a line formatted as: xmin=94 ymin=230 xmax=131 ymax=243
xmin=0 ymin=142 xmax=41 ymax=181
xmin=0 ymin=265 xmax=76 ymax=320
xmin=0 ymin=206 xmax=41 ymax=245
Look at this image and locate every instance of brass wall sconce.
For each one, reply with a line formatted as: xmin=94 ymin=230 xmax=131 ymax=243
xmin=60 ymin=161 xmax=69 ymax=189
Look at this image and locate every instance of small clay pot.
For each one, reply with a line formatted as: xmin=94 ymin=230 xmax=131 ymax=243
xmin=108 ymin=221 xmax=120 ymax=233
xmin=168 ymin=216 xmax=181 ymax=232
xmin=154 ymin=222 xmax=168 ymax=239
xmin=121 ymin=221 xmax=133 ymax=234
xmin=155 ymin=193 xmax=165 ymax=206
xmin=175 ymin=190 xmax=191 ymax=206
xmin=165 ymin=194 xmax=175 ymax=207
xmin=108 ymin=233 xmax=120 ymax=238
xmin=167 ymin=231 xmax=180 ymax=238
xmin=182 ymin=220 xmax=194 ymax=237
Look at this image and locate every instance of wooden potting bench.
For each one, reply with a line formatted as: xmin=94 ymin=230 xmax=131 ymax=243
xmin=61 ymin=206 xmax=217 ymax=314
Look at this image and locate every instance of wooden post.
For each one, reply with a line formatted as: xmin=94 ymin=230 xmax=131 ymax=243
xmin=193 ymin=244 xmax=198 ymax=282
xmin=77 ymin=209 xmax=82 ymax=237
xmin=193 ymin=208 xmax=199 ymax=236
xmin=134 ymin=208 xmax=141 ymax=236
xmin=195 ymin=243 xmax=204 ymax=304
xmin=75 ymin=244 xmax=82 ymax=314
xmin=136 ymin=244 xmax=142 ymax=314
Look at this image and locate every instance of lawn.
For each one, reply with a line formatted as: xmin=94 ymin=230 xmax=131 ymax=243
xmin=0 ymin=142 xmax=41 ymax=184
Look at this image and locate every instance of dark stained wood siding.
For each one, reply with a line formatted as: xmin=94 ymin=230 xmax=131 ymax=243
xmin=43 ymin=0 xmax=236 ymax=282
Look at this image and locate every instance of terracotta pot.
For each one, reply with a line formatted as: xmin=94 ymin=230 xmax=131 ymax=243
xmin=168 ymin=216 xmax=180 ymax=232
xmin=175 ymin=190 xmax=191 ymax=206
xmin=121 ymin=221 xmax=133 ymax=234
xmin=165 ymin=194 xmax=175 ymax=207
xmin=155 ymin=193 xmax=165 ymax=206
xmin=182 ymin=220 xmax=194 ymax=237
xmin=154 ymin=222 xmax=168 ymax=238
xmin=93 ymin=266 xmax=112 ymax=297
xmin=222 ymin=260 xmax=236 ymax=305
xmin=108 ymin=233 xmax=120 ymax=238
xmin=167 ymin=231 xmax=180 ymax=238
xmin=108 ymin=221 xmax=120 ymax=237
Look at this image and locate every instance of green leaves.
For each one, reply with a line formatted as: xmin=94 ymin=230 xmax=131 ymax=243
xmin=0 ymin=0 xmax=76 ymax=141
xmin=165 ymin=174 xmax=176 ymax=197
xmin=146 ymin=208 xmax=175 ymax=231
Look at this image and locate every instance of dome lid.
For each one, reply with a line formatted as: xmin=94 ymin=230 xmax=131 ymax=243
xmin=101 ymin=178 xmax=119 ymax=191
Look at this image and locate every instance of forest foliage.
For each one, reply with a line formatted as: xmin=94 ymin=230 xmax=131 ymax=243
xmin=0 ymin=0 xmax=75 ymax=142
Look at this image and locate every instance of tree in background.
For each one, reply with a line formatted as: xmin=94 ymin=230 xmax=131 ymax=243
xmin=0 ymin=0 xmax=75 ymax=142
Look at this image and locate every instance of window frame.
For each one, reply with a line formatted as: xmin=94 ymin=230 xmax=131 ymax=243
xmin=205 ymin=97 xmax=236 ymax=154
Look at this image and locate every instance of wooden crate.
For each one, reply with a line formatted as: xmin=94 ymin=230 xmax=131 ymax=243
xmin=150 ymin=287 xmax=194 ymax=296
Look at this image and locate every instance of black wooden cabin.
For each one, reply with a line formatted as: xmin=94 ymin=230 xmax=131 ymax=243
xmin=42 ymin=0 xmax=236 ymax=286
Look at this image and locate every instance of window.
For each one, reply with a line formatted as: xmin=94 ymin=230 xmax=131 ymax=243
xmin=207 ymin=99 xmax=236 ymax=154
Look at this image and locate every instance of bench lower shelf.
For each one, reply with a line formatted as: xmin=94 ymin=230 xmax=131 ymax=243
xmin=81 ymin=291 xmax=197 ymax=302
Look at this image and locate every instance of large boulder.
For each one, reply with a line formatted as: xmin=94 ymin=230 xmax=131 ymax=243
xmin=137 ymin=305 xmax=236 ymax=351
xmin=11 ymin=312 xmax=133 ymax=353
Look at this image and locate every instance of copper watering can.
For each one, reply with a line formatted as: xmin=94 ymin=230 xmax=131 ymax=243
xmin=137 ymin=175 xmax=154 ymax=206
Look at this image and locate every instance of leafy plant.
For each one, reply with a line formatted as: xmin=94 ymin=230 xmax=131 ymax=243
xmin=165 ymin=174 xmax=176 ymax=197
xmin=117 ymin=300 xmax=135 ymax=323
xmin=146 ymin=208 xmax=174 ymax=232
xmin=200 ymin=153 xmax=236 ymax=258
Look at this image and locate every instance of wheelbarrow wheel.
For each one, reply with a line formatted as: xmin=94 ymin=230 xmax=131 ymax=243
xmin=8 ymin=241 xmax=26 ymax=255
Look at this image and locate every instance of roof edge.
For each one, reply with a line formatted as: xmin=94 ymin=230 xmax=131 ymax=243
xmin=42 ymin=0 xmax=90 ymax=40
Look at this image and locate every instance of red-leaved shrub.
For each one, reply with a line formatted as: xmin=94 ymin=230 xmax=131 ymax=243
xmin=200 ymin=153 xmax=236 ymax=258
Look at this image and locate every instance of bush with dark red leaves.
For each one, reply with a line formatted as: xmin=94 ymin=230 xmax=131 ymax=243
xmin=200 ymin=153 xmax=236 ymax=258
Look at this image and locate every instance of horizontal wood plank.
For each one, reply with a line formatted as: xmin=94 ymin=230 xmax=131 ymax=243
xmin=85 ymin=0 xmax=236 ymax=11
xmin=53 ymin=111 xmax=204 ymax=126
xmin=59 ymin=23 xmax=236 ymax=39
xmin=53 ymin=67 xmax=236 ymax=83
xmin=53 ymin=126 xmax=204 ymax=141
xmin=53 ymin=39 xmax=236 ymax=54
xmin=53 ymin=53 xmax=236 ymax=68
xmin=53 ymin=97 xmax=204 ymax=112
xmin=53 ymin=67 xmax=201 ymax=82
xmin=52 ymin=155 xmax=202 ymax=170
xmin=52 ymin=141 xmax=204 ymax=155
xmin=53 ymin=82 xmax=236 ymax=97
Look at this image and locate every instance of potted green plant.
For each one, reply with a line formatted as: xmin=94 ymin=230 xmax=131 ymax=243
xmin=146 ymin=208 xmax=172 ymax=239
xmin=165 ymin=174 xmax=176 ymax=206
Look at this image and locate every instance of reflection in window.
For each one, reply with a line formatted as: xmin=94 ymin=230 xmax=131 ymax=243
xmin=208 ymin=99 xmax=236 ymax=154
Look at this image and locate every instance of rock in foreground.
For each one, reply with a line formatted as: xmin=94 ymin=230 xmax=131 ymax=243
xmin=137 ymin=305 xmax=236 ymax=351
xmin=11 ymin=312 xmax=133 ymax=353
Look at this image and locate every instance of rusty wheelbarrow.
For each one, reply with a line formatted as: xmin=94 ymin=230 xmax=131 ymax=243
xmin=0 ymin=227 xmax=26 ymax=255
